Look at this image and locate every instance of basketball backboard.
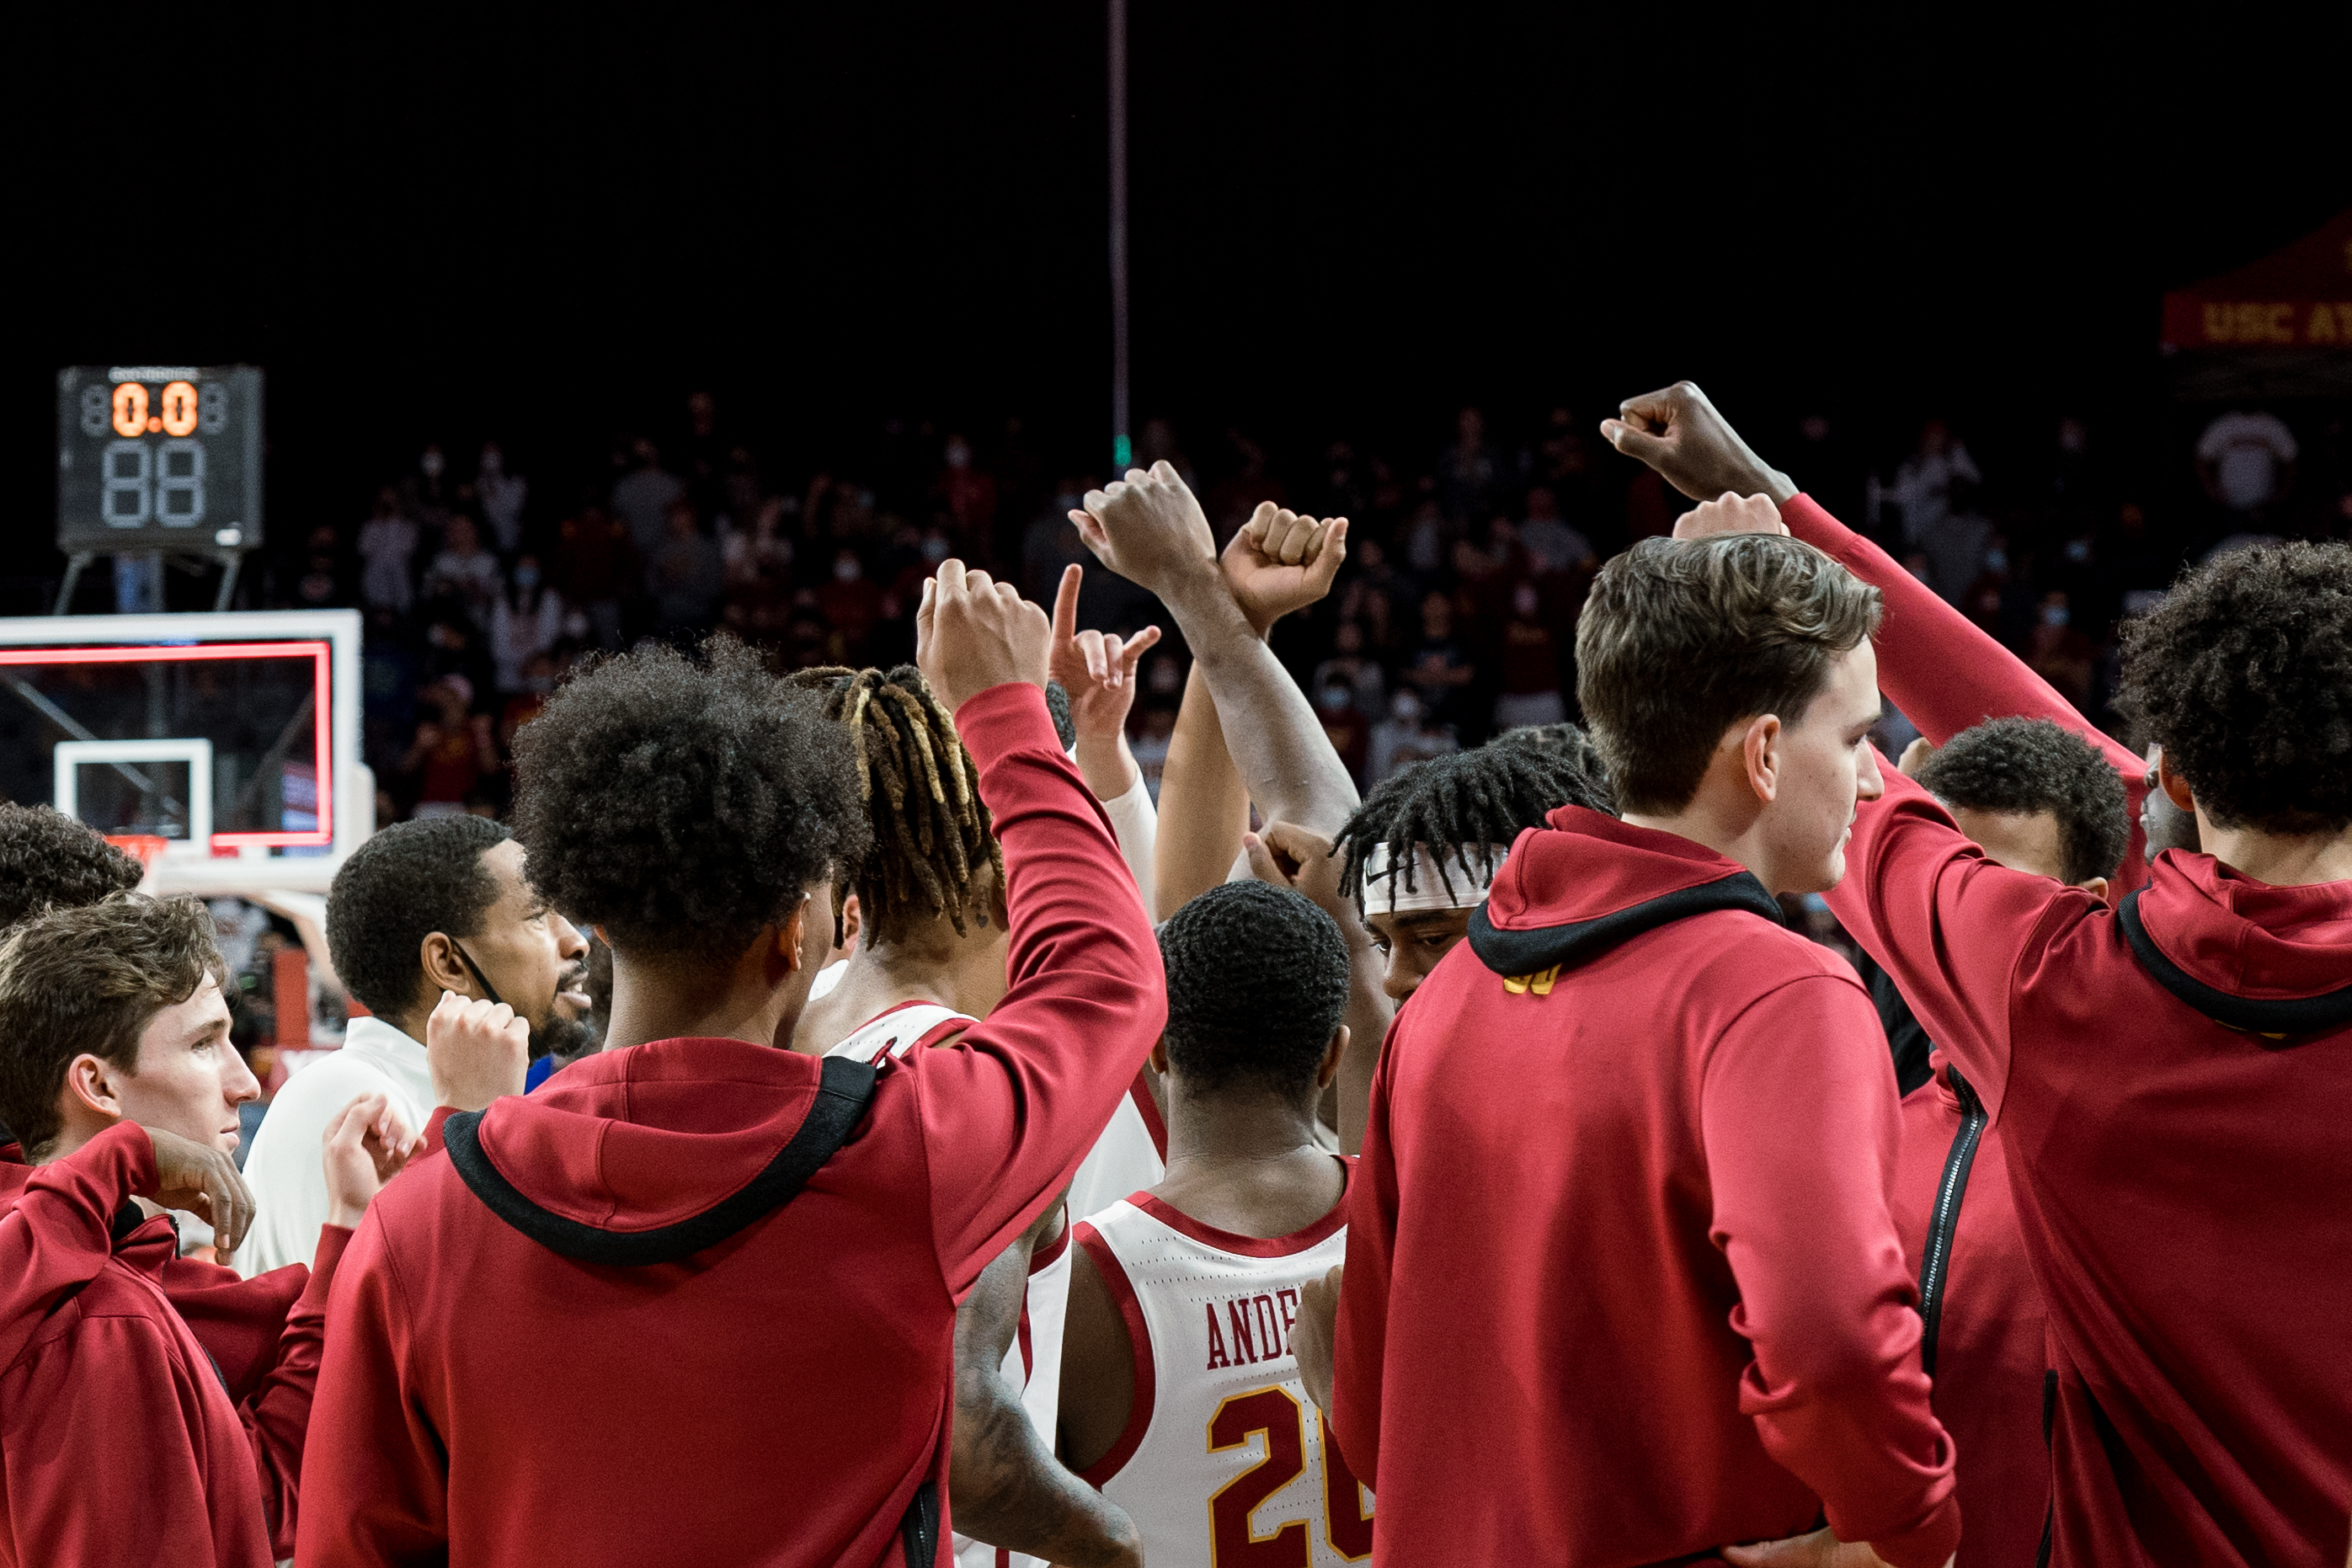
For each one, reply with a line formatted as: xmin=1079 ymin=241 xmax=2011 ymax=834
xmin=0 ymin=608 xmax=369 ymax=895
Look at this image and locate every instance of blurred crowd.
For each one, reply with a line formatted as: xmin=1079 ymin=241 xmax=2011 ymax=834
xmin=259 ymin=392 xmax=2350 ymax=825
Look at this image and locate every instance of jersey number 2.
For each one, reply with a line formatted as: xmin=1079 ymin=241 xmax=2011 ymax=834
xmin=1207 ymin=1386 xmax=1373 ymax=1565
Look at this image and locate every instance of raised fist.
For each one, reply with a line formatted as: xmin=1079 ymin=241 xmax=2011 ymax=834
xmin=427 ymin=989 xmax=530 ymax=1114
xmin=917 ymin=560 xmax=1053 ymax=712
xmin=1069 ymin=461 xmax=1220 ymax=600
xmin=1224 ymin=503 xmax=1349 ymax=635
xmin=1671 ymin=493 xmax=1789 ymax=542
xmin=1600 ymin=381 xmax=1796 ymax=505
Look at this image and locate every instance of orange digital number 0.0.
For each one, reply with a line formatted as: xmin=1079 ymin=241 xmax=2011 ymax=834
xmin=159 ymin=381 xmax=200 ymax=437
xmin=111 ymin=382 xmax=149 ymax=439
xmin=1205 ymin=1387 xmax=1373 ymax=1565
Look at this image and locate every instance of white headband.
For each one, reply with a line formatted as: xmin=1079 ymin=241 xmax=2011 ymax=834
xmin=1358 ymin=840 xmax=1512 ymax=915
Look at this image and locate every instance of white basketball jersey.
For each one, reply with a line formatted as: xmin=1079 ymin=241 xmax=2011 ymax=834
xmin=825 ymin=1003 xmax=1087 ymax=1568
xmin=1076 ymin=1169 xmax=1373 ymax=1568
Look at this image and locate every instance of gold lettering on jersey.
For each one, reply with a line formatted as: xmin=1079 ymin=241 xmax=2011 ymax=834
xmin=1205 ymin=1288 xmax=1303 ymax=1372
xmin=1502 ymin=964 xmax=1560 ymax=995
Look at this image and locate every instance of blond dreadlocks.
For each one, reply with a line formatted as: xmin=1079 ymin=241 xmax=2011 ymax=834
xmin=785 ymin=665 xmax=1005 ymax=945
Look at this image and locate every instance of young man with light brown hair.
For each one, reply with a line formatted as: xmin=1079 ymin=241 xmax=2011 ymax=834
xmin=1324 ymin=521 xmax=1958 ymax=1566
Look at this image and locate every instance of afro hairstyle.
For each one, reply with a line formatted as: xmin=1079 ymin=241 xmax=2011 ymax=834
xmin=1157 ymin=880 xmax=1351 ymax=1101
xmin=0 ymin=803 xmax=144 ymax=932
xmin=325 ymin=815 xmax=511 ymax=1018
xmin=509 ymin=635 xmax=868 ymax=958
xmin=2115 ymin=541 xmax=2351 ymax=835
xmin=1915 ymin=717 xmax=2130 ymax=885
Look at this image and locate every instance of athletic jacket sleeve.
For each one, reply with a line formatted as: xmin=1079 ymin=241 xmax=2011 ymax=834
xmin=2 ymin=1307 xmax=251 ymax=1566
xmin=1822 ymin=761 xmax=2098 ymax=1124
xmin=0 ymin=1120 xmax=150 ymax=1374
xmin=296 ymin=1208 xmax=451 ymax=1567
xmin=238 ymin=1222 xmax=351 ymax=1559
xmin=1327 ymin=1015 xmax=1403 ymax=1485
xmin=915 ymin=681 xmax=1169 ymax=1298
xmin=1702 ymin=973 xmax=1961 ymax=1568
xmin=1778 ymin=492 xmax=2150 ymax=890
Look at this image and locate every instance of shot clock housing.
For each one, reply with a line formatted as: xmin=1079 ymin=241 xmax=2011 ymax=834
xmin=56 ymin=365 xmax=264 ymax=556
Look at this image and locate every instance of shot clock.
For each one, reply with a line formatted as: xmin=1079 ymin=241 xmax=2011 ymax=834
xmin=56 ymin=365 xmax=264 ymax=555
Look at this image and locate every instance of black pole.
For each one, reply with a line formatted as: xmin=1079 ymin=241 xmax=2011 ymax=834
xmin=1108 ymin=0 xmax=1131 ymax=472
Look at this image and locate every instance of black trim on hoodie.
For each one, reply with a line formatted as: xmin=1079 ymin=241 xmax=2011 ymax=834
xmin=1467 ymin=871 xmax=1785 ymax=977
xmin=2118 ymin=888 xmax=2352 ymax=1041
xmin=1914 ymin=1064 xmax=1986 ymax=1382
xmin=444 ymin=1053 xmax=878 ymax=1266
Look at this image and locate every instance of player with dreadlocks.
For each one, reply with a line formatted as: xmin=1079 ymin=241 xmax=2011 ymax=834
xmin=789 ymin=622 xmax=1161 ymax=1568
xmin=1331 ymin=731 xmax=1616 ymax=1005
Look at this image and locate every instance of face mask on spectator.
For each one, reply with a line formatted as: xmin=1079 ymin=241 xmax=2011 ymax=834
xmin=920 ymin=534 xmax=951 ymax=564
xmin=421 ymin=449 xmax=445 ymax=479
xmin=1985 ymin=548 xmax=2009 ymax=573
xmin=514 ymin=564 xmax=541 ymax=589
xmin=2042 ymin=603 xmax=2071 ymax=629
xmin=835 ymin=557 xmax=863 ymax=584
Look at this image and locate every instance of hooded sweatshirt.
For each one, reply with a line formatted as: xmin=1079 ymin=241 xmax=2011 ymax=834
xmin=1781 ymin=492 xmax=2352 ymax=1565
xmin=297 ymin=681 xmax=1166 ymax=1568
xmin=0 ymin=1121 xmax=347 ymax=1566
xmin=1331 ymin=806 xmax=1959 ymax=1568
xmin=1886 ymin=1054 xmax=2046 ymax=1568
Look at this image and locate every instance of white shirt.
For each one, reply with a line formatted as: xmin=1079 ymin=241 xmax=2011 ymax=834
xmin=236 ymin=1015 xmax=434 ymax=1277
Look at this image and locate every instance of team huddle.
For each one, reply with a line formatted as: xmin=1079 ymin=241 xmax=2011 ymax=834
xmin=1 ymin=383 xmax=2346 ymax=1567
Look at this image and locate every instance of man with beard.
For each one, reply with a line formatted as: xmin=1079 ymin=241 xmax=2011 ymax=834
xmin=236 ymin=817 xmax=589 ymax=1276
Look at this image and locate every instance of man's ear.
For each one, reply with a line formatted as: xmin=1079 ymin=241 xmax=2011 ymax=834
xmin=2076 ymin=876 xmax=2111 ymax=905
xmin=1739 ymin=715 xmax=1783 ymax=804
xmin=419 ymin=932 xmax=472 ymax=999
xmin=777 ymin=893 xmax=815 ymax=973
xmin=1148 ymin=1037 xmax=1169 ymax=1076
xmin=1315 ymin=1025 xmax=1350 ymax=1091
xmin=61 ymin=1053 xmax=128 ymax=1122
xmin=2156 ymin=749 xmax=2198 ymax=813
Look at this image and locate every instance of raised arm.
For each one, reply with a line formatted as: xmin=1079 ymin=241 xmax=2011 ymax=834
xmin=911 ymin=563 xmax=1169 ymax=1293
xmin=1049 ymin=563 xmax=1163 ymax=916
xmin=1602 ymin=380 xmax=2150 ymax=888
xmin=0 ymin=1123 xmax=252 ymax=1373
xmin=1153 ymin=661 xmax=1253 ymax=920
xmin=1075 ymin=473 xmax=1357 ymax=835
xmin=1244 ymin=821 xmax=1394 ymax=1155
xmin=1150 ymin=504 xmax=1350 ymax=919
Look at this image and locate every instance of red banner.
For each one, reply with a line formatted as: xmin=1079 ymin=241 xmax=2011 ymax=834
xmin=2161 ymin=210 xmax=2352 ymax=350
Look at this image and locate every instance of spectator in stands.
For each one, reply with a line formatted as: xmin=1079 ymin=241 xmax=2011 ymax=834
xmin=1437 ymin=405 xmax=1501 ymax=522
xmin=2195 ymin=408 xmax=2299 ymax=519
xmin=490 ymin=554 xmax=565 ymax=697
xmin=476 ymin=442 xmax=528 ymax=554
xmin=403 ymin=677 xmax=498 ymax=819
xmin=612 ymin=439 xmax=685 ymax=561
xmin=1404 ymin=591 xmax=1475 ymax=725
xmin=1518 ymin=484 xmax=1593 ymax=574
xmin=1891 ymin=417 xmax=1982 ymax=549
xmin=1313 ymin=619 xmax=1387 ymax=723
xmin=1493 ymin=582 xmax=1568 ymax=731
xmin=358 ymin=487 xmax=419 ymax=614
xmin=422 ymin=515 xmax=501 ymax=631
xmin=553 ymin=496 xmax=636 ymax=650
xmin=647 ymin=498 xmax=724 ymax=634
xmin=1368 ymin=688 xmax=1456 ymax=785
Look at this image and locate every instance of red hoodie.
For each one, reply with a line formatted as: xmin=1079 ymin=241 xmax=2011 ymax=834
xmin=1887 ymin=1056 xmax=2047 ymax=1568
xmin=0 ymin=1121 xmax=348 ymax=1566
xmin=1783 ymin=493 xmax=2352 ymax=1565
xmin=1331 ymin=807 xmax=1960 ymax=1568
xmin=298 ymin=681 xmax=1166 ymax=1568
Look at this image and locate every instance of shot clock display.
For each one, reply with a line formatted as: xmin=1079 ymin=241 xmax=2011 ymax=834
xmin=56 ymin=365 xmax=264 ymax=555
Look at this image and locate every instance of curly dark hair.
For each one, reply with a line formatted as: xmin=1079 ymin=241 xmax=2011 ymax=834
xmin=1336 ymin=728 xmax=1616 ymax=914
xmin=783 ymin=665 xmax=1004 ymax=946
xmin=0 ymin=893 xmax=227 ymax=1159
xmin=325 ymin=815 xmax=510 ymax=1018
xmin=511 ymin=636 xmax=868 ymax=959
xmin=1915 ymin=718 xmax=2130 ymax=885
xmin=1157 ymin=881 xmax=1350 ymax=1099
xmin=2114 ymin=541 xmax=2352 ymax=834
xmin=0 ymin=803 xmax=145 ymax=932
